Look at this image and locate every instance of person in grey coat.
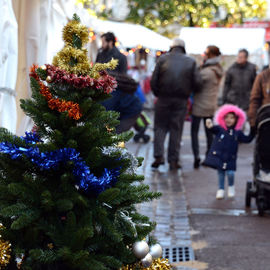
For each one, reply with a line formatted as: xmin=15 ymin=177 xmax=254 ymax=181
xmin=150 ymin=38 xmax=202 ymax=170
xmin=222 ymin=49 xmax=257 ymax=111
xmin=191 ymin=45 xmax=223 ymax=169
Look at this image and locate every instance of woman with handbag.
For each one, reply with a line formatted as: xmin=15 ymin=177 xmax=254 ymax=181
xmin=191 ymin=45 xmax=223 ymax=169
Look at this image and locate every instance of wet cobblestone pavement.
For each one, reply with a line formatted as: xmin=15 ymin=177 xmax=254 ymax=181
xmin=127 ymin=127 xmax=195 ymax=270
xmin=127 ymin=113 xmax=270 ymax=270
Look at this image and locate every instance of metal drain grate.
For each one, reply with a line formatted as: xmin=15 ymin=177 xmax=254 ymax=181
xmin=163 ymin=246 xmax=194 ymax=262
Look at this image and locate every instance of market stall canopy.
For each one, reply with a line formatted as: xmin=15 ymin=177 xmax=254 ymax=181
xmin=89 ymin=18 xmax=171 ymax=51
xmin=180 ymin=27 xmax=266 ymax=55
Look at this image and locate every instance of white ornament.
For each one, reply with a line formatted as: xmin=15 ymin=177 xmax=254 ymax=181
xmin=132 ymin=241 xmax=149 ymax=259
xmin=150 ymin=243 xmax=163 ymax=258
xmin=141 ymin=253 xmax=153 ymax=268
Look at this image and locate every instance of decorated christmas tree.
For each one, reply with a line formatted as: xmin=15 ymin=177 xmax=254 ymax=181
xmin=0 ymin=14 xmax=171 ymax=270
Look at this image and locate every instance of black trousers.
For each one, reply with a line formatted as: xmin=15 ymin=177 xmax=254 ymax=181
xmin=154 ymin=98 xmax=187 ymax=163
xmin=191 ymin=115 xmax=213 ymax=160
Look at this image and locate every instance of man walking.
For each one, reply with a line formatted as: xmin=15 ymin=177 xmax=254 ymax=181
xmin=96 ymin=32 xmax=127 ymax=74
xmin=222 ymin=49 xmax=256 ymax=111
xmin=151 ymin=38 xmax=201 ymax=170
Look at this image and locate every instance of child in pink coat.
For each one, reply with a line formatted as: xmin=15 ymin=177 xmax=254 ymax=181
xmin=204 ymin=104 xmax=255 ymax=199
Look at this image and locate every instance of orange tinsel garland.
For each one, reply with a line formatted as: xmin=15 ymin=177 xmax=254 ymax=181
xmin=30 ymin=64 xmax=82 ymax=120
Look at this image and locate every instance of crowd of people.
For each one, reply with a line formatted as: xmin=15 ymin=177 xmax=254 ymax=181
xmin=150 ymin=37 xmax=268 ymax=200
xmin=96 ymin=32 xmax=270 ymax=200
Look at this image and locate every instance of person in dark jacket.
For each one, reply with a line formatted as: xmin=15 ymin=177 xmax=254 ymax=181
xmin=222 ymin=49 xmax=257 ymax=111
xmin=96 ymin=32 xmax=127 ymax=74
xmin=204 ymin=104 xmax=254 ymax=199
xmin=150 ymin=38 xmax=202 ymax=170
xmin=102 ymin=72 xmax=142 ymax=133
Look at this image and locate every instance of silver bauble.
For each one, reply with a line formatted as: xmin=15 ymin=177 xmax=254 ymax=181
xmin=150 ymin=243 xmax=163 ymax=258
xmin=132 ymin=241 xmax=149 ymax=259
xmin=141 ymin=253 xmax=153 ymax=268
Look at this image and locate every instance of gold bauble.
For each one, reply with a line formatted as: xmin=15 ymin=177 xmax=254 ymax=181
xmin=120 ymin=258 xmax=171 ymax=270
xmin=118 ymin=142 xmax=125 ymax=148
xmin=0 ymin=224 xmax=11 ymax=267
xmin=47 ymin=243 xmax=54 ymax=249
xmin=0 ymin=240 xmax=11 ymax=267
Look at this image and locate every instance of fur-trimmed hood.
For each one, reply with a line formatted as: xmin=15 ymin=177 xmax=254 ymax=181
xmin=214 ymin=104 xmax=246 ymax=130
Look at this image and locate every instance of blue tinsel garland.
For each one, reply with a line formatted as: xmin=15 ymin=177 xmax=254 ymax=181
xmin=22 ymin=132 xmax=42 ymax=144
xmin=0 ymin=133 xmax=120 ymax=194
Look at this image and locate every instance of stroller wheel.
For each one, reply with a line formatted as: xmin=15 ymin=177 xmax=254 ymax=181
xmin=258 ymin=198 xmax=265 ymax=217
xmin=133 ymin=134 xmax=140 ymax=143
xmin=143 ymin=135 xmax=150 ymax=143
xmin=245 ymin=182 xmax=252 ymax=208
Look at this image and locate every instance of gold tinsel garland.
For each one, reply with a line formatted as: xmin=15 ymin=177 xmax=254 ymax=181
xmin=52 ymin=38 xmax=118 ymax=77
xmin=52 ymin=15 xmax=90 ymax=76
xmin=53 ymin=14 xmax=118 ymax=77
xmin=0 ymin=224 xmax=11 ymax=267
xmin=52 ymin=46 xmax=91 ymax=75
xmin=62 ymin=20 xmax=89 ymax=47
xmin=90 ymin=59 xmax=118 ymax=78
xmin=120 ymin=258 xmax=171 ymax=270
xmin=92 ymin=59 xmax=118 ymax=73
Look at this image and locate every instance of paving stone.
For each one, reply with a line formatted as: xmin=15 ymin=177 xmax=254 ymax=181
xmin=126 ymin=124 xmax=194 ymax=270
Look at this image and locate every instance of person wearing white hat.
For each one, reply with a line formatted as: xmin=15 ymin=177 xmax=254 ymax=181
xmin=151 ymin=38 xmax=202 ymax=170
xmin=170 ymin=38 xmax=186 ymax=53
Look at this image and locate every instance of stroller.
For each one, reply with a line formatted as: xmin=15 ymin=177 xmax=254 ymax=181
xmin=246 ymin=104 xmax=270 ymax=216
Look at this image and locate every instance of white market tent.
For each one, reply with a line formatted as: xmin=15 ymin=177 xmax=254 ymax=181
xmin=0 ymin=0 xmax=18 ymax=134
xmin=88 ymin=18 xmax=171 ymax=52
xmin=180 ymin=27 xmax=268 ymax=69
xmin=180 ymin=27 xmax=266 ymax=55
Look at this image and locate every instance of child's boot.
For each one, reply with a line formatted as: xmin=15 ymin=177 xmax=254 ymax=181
xmin=228 ymin=186 xmax=235 ymax=198
xmin=216 ymin=189 xmax=225 ymax=199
